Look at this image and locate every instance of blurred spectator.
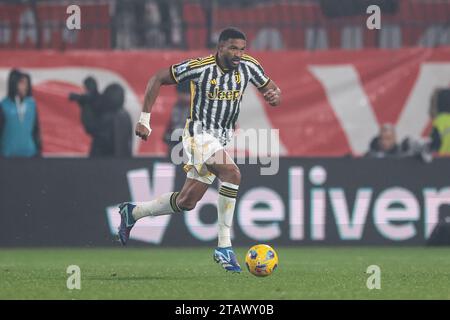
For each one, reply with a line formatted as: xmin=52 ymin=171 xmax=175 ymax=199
xmin=114 ymin=1 xmax=140 ymax=49
xmin=164 ymin=81 xmax=191 ymax=155
xmin=140 ymin=0 xmax=167 ymax=48
xmin=70 ymin=79 xmax=132 ymax=157
xmin=366 ymin=123 xmax=401 ymax=158
xmin=251 ymin=28 xmax=284 ymax=50
xmin=88 ymin=83 xmax=132 ymax=157
xmin=0 ymin=69 xmax=41 ymax=158
xmin=114 ymin=0 xmax=182 ymax=49
xmin=69 ymin=76 xmax=101 ymax=146
xmin=168 ymin=0 xmax=184 ymax=48
xmin=429 ymin=89 xmax=450 ymax=155
xmin=69 ymin=76 xmax=100 ymax=112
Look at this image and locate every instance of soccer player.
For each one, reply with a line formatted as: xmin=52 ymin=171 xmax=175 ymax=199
xmin=118 ymin=27 xmax=281 ymax=273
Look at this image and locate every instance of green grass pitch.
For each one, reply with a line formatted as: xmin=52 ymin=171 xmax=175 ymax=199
xmin=0 ymin=247 xmax=449 ymax=299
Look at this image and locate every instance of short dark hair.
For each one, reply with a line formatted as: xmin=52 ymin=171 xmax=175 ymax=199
xmin=218 ymin=27 xmax=246 ymax=42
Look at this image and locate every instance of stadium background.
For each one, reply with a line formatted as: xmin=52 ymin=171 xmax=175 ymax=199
xmin=1 ymin=0 xmax=450 ymax=301
xmin=0 ymin=0 xmax=450 ymax=248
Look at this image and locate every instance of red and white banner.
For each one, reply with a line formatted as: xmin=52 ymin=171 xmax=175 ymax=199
xmin=0 ymin=48 xmax=449 ymax=157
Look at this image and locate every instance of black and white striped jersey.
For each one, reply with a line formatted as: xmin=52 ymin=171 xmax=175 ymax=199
xmin=170 ymin=53 xmax=270 ymax=145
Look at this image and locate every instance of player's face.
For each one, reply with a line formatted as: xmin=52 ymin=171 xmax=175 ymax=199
xmin=219 ymin=39 xmax=246 ymax=69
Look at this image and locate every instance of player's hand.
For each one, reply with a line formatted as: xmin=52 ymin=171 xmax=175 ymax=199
xmin=263 ymin=88 xmax=281 ymax=107
xmin=135 ymin=123 xmax=152 ymax=141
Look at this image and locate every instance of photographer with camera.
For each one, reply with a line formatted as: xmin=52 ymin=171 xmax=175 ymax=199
xmin=69 ymin=77 xmax=132 ymax=157
xmin=69 ymin=76 xmax=100 ymax=137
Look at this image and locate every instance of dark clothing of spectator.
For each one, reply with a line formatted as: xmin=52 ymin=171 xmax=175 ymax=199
xmin=366 ymin=136 xmax=402 ymax=158
xmin=69 ymin=76 xmax=100 ymax=115
xmin=82 ymin=83 xmax=132 ymax=157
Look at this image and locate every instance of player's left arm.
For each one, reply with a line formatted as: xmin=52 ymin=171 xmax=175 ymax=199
xmin=259 ymin=80 xmax=281 ymax=107
xmin=245 ymin=55 xmax=281 ymax=107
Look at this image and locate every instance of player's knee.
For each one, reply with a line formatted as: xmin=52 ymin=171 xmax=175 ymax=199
xmin=224 ymin=166 xmax=241 ymax=185
xmin=176 ymin=194 xmax=197 ymax=211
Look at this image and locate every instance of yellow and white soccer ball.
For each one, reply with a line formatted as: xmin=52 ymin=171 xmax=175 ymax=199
xmin=245 ymin=244 xmax=278 ymax=277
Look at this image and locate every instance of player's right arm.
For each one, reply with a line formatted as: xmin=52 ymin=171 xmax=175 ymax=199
xmin=136 ymin=58 xmax=205 ymax=141
xmin=135 ymin=68 xmax=176 ymax=141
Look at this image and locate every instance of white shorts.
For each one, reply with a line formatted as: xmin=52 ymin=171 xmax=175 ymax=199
xmin=182 ymin=129 xmax=224 ymax=185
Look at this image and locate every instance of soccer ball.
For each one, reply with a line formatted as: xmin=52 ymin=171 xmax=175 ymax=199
xmin=245 ymin=244 xmax=278 ymax=277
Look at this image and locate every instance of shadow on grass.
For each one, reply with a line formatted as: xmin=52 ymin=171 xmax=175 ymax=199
xmin=85 ymin=274 xmax=223 ymax=281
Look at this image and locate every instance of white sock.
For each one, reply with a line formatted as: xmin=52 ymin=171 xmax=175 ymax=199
xmin=132 ymin=192 xmax=181 ymax=221
xmin=217 ymin=182 xmax=239 ymax=248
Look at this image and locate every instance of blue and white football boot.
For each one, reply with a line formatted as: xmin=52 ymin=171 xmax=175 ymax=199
xmin=213 ymin=247 xmax=242 ymax=273
xmin=117 ymin=203 xmax=136 ymax=245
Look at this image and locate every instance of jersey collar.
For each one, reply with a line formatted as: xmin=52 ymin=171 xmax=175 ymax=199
xmin=215 ymin=53 xmax=230 ymax=74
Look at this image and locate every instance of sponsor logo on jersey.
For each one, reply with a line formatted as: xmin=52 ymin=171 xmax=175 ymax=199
xmin=207 ymin=87 xmax=241 ymax=101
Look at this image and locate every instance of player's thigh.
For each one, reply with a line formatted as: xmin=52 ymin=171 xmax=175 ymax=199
xmin=178 ymin=177 xmax=209 ymax=204
xmin=206 ymin=149 xmax=241 ymax=184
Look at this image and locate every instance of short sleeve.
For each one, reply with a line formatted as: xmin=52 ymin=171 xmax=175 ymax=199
xmin=244 ymin=56 xmax=270 ymax=89
xmin=170 ymin=59 xmax=204 ymax=84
